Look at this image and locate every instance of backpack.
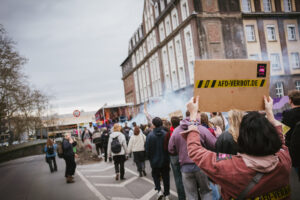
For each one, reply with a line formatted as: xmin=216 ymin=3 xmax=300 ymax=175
xmin=47 ymin=146 xmax=54 ymax=155
xmin=57 ymin=142 xmax=64 ymax=158
xmin=111 ymin=136 xmax=122 ymax=154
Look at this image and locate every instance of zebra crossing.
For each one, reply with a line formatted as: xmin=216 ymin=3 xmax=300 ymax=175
xmin=76 ymin=160 xmax=178 ymax=200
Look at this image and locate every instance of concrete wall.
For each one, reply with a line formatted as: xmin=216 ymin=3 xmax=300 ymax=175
xmin=0 ymin=141 xmax=47 ymax=163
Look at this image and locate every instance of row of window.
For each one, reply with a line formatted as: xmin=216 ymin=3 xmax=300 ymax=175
xmin=133 ymin=24 xmax=195 ymax=104
xmin=245 ymin=24 xmax=297 ymax=42
xmin=158 ymin=0 xmax=189 ymax=43
xmin=242 ymin=0 xmax=293 ymax=13
xmin=275 ymin=81 xmax=300 ymax=97
xmin=133 ymin=53 xmax=163 ymax=104
xmin=249 ymin=52 xmax=300 ymax=71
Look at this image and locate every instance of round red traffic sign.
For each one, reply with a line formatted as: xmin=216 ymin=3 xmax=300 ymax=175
xmin=73 ymin=110 xmax=80 ymax=117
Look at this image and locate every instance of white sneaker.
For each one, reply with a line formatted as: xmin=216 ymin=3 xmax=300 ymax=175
xmin=157 ymin=191 xmax=163 ymax=200
xmin=164 ymin=195 xmax=170 ymax=200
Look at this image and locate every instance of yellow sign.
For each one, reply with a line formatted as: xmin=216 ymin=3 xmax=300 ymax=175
xmin=281 ymin=123 xmax=291 ymax=135
xmin=195 ymin=79 xmax=266 ymax=88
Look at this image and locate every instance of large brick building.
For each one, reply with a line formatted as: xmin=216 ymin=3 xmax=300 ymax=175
xmin=120 ymin=0 xmax=300 ymax=111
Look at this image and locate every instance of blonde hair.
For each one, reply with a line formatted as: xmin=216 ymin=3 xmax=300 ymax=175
xmin=228 ymin=110 xmax=244 ymax=142
xmin=113 ymin=123 xmax=122 ymax=132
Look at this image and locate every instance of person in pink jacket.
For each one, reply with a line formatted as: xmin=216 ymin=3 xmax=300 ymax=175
xmin=181 ymin=96 xmax=291 ymax=200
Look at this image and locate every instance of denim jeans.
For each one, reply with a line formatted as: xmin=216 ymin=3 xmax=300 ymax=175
xmin=170 ymin=155 xmax=186 ymax=200
xmin=151 ymin=165 xmax=170 ymax=196
xmin=182 ymin=169 xmax=213 ymax=200
xmin=210 ymin=181 xmax=220 ymax=200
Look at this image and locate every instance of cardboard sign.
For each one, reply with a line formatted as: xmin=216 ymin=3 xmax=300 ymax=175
xmin=194 ymin=59 xmax=270 ymax=112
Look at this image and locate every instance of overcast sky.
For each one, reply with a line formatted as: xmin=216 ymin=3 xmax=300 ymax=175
xmin=0 ymin=0 xmax=144 ymax=114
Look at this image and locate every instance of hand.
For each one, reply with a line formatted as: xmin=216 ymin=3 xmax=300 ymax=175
xmin=264 ymin=95 xmax=273 ymax=113
xmin=75 ymin=154 xmax=79 ymax=158
xmin=186 ymin=96 xmax=199 ymax=121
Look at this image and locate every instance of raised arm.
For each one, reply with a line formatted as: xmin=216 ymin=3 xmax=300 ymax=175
xmin=264 ymin=96 xmax=285 ymax=146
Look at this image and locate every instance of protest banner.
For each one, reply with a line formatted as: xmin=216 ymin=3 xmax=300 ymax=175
xmin=194 ymin=59 xmax=270 ymax=112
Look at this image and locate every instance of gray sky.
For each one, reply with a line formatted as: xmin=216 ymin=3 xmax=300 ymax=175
xmin=0 ymin=0 xmax=144 ymax=114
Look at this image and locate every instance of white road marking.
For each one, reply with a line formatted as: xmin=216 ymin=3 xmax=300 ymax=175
xmin=125 ymin=168 xmax=178 ymax=198
xmin=76 ymin=170 xmax=107 ymax=200
xmin=94 ymin=176 xmax=138 ymax=187
xmin=86 ymin=175 xmax=115 ymax=178
xmin=111 ymin=188 xmax=157 ymax=200
xmin=80 ymin=165 xmax=114 ymax=172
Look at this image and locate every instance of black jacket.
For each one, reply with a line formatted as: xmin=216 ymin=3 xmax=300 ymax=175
xmin=145 ymin=127 xmax=169 ymax=168
xmin=282 ymin=107 xmax=300 ymax=147
xmin=62 ymin=139 xmax=76 ymax=158
xmin=101 ymin=130 xmax=110 ymax=147
xmin=215 ymin=131 xmax=238 ymax=155
xmin=290 ymin=122 xmax=300 ymax=167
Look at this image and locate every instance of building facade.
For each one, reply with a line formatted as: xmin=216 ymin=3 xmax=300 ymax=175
xmin=121 ymin=0 xmax=300 ymax=110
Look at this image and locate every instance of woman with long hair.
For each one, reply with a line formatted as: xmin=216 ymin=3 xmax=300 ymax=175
xmin=181 ymin=96 xmax=291 ymax=199
xmin=215 ymin=110 xmax=244 ymax=155
xmin=44 ymin=138 xmax=57 ymax=173
xmin=127 ymin=126 xmax=147 ymax=177
xmin=108 ymin=123 xmax=128 ymax=180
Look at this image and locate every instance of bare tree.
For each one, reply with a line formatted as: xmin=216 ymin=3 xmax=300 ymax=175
xmin=0 ymin=24 xmax=49 ymax=142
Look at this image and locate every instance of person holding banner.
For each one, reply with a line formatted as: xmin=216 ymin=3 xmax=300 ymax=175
xmin=181 ymin=96 xmax=291 ymax=200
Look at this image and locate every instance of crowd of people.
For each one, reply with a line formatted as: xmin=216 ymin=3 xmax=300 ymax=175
xmin=43 ymin=90 xmax=300 ymax=200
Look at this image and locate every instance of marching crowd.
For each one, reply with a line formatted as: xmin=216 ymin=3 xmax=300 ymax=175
xmin=44 ymin=90 xmax=300 ymax=200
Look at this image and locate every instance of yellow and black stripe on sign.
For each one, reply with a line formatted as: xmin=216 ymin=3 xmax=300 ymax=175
xmin=195 ymin=79 xmax=266 ymax=88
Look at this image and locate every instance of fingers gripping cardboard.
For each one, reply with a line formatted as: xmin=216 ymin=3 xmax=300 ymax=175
xmin=194 ymin=59 xmax=270 ymax=112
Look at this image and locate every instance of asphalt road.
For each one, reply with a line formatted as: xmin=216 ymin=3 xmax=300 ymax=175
xmin=0 ymin=155 xmax=177 ymax=200
xmin=0 ymin=155 xmax=299 ymax=200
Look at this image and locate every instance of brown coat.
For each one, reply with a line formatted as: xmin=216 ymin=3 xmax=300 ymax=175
xmin=185 ymin=125 xmax=291 ymax=200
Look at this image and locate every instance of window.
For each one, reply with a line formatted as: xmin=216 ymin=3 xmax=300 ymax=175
xmin=162 ymin=46 xmax=172 ymax=91
xmin=133 ymin=71 xmax=140 ymax=104
xmin=270 ymin=53 xmax=281 ymax=70
xmin=267 ymin=25 xmax=276 ymax=41
xmin=159 ymin=23 xmax=166 ymax=42
xmin=245 ymin=25 xmax=255 ymax=42
xmin=132 ymin=54 xmax=136 ymax=67
xmin=135 ymin=33 xmax=139 ymax=42
xmin=143 ymin=43 xmax=147 ymax=56
xmin=181 ymin=0 xmax=189 ymax=20
xmin=139 ymin=27 xmax=143 ymax=38
xmin=296 ymin=81 xmax=300 ymax=91
xmin=165 ymin=15 xmax=172 ymax=36
xmin=249 ymin=54 xmax=259 ymax=60
xmin=241 ymin=0 xmax=252 ymax=12
xmin=263 ymin=0 xmax=272 ymax=12
xmin=160 ymin=0 xmax=165 ymax=11
xmin=184 ymin=25 xmax=195 ymax=84
xmin=171 ymin=8 xmax=179 ymax=29
xmin=168 ymin=41 xmax=179 ymax=90
xmin=287 ymin=25 xmax=296 ymax=41
xmin=275 ymin=82 xmax=284 ymax=97
xmin=152 ymin=31 xmax=157 ymax=47
xmin=175 ymin=35 xmax=186 ymax=88
xmin=154 ymin=3 xmax=159 ymax=18
xmin=283 ymin=0 xmax=292 ymax=12
xmin=291 ymin=52 xmax=300 ymax=69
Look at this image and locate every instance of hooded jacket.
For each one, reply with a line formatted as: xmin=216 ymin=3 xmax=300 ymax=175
xmin=183 ymin=125 xmax=291 ymax=200
xmin=145 ymin=126 xmax=169 ymax=168
xmin=168 ymin=118 xmax=217 ymax=166
xmin=127 ymin=133 xmax=146 ymax=153
xmin=107 ymin=131 xmax=127 ymax=157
